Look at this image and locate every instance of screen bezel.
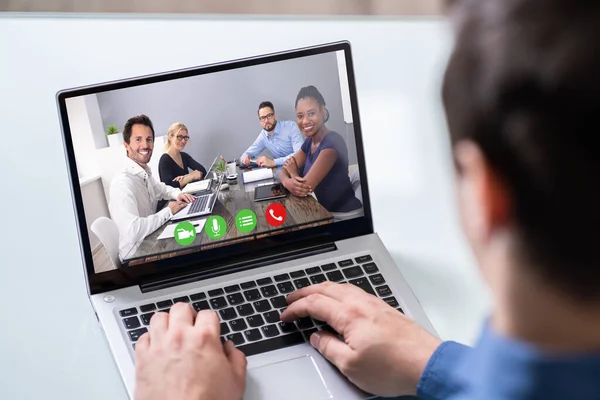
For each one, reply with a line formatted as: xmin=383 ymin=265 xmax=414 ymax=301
xmin=56 ymin=41 xmax=374 ymax=295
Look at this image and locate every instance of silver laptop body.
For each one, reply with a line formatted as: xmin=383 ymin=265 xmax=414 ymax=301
xmin=56 ymin=41 xmax=438 ymax=400
xmin=171 ymin=174 xmax=224 ymax=221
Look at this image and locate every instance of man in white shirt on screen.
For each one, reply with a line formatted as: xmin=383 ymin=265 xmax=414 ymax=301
xmin=109 ymin=114 xmax=195 ymax=262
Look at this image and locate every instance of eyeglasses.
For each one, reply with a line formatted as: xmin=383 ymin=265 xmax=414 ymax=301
xmin=259 ymin=112 xmax=274 ymax=121
xmin=176 ymin=135 xmax=190 ymax=141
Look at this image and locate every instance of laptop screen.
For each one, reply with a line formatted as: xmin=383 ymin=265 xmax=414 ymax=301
xmin=58 ymin=42 xmax=372 ymax=292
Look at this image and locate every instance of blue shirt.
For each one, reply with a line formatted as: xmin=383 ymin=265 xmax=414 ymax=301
xmin=417 ymin=321 xmax=600 ymax=400
xmin=300 ymin=131 xmax=362 ymax=213
xmin=240 ymin=120 xmax=304 ymax=166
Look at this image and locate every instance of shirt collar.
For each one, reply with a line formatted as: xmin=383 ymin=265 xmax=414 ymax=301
xmin=124 ymin=156 xmax=152 ymax=179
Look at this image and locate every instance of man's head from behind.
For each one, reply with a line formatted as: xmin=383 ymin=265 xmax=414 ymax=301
xmin=257 ymin=101 xmax=277 ymax=132
xmin=123 ymin=114 xmax=155 ymax=167
xmin=443 ymin=0 xmax=600 ymax=302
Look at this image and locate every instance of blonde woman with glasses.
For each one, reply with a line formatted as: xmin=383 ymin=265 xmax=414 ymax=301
xmin=158 ymin=122 xmax=207 ymax=190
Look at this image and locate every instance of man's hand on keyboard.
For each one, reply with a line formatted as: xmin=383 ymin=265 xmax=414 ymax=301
xmin=280 ymin=281 xmax=441 ymax=398
xmin=134 ymin=303 xmax=247 ymax=400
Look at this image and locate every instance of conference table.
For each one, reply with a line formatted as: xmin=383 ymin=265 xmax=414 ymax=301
xmin=122 ymin=165 xmax=334 ymax=266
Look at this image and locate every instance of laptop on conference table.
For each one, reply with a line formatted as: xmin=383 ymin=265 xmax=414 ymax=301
xmin=56 ymin=41 xmax=437 ymax=400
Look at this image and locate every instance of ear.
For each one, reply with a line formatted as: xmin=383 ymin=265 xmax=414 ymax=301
xmin=454 ymin=140 xmax=511 ymax=242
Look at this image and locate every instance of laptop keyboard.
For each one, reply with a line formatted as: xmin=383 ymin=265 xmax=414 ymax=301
xmin=119 ymin=254 xmax=403 ymax=356
xmin=188 ymin=194 xmax=211 ymax=214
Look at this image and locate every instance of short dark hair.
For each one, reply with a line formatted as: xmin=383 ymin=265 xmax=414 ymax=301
xmin=257 ymin=101 xmax=274 ymax=115
xmin=295 ymin=85 xmax=330 ymax=123
xmin=123 ymin=114 xmax=155 ymax=144
xmin=442 ymin=0 xmax=600 ymax=300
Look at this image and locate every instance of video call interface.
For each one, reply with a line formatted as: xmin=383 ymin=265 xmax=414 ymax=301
xmin=65 ymin=49 xmax=364 ymax=274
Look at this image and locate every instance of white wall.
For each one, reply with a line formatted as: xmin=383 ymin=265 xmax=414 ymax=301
xmin=80 ymin=176 xmax=110 ymax=249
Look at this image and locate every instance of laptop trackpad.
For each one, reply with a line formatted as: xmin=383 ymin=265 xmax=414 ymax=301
xmin=244 ymin=355 xmax=332 ymax=400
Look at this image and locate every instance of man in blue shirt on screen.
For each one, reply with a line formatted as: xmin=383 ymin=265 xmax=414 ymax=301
xmin=132 ymin=1 xmax=600 ymax=399
xmin=240 ymin=101 xmax=304 ymax=168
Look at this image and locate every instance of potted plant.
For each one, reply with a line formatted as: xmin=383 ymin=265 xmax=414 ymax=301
xmin=213 ymin=158 xmax=227 ymax=178
xmin=105 ymin=124 xmax=123 ymax=147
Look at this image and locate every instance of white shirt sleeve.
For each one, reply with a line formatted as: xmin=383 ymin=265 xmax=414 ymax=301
xmin=109 ymin=178 xmax=173 ymax=257
xmin=154 ymin=178 xmax=181 ymax=201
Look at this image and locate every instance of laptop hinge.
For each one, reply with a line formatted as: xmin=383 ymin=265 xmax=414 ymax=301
xmin=139 ymin=241 xmax=337 ymax=293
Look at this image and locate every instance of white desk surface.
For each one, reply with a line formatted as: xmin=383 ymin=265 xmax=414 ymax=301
xmin=0 ymin=14 xmax=491 ymax=399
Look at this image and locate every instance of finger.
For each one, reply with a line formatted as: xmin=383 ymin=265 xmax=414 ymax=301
xmin=136 ymin=331 xmax=151 ymax=352
xmin=286 ymin=281 xmax=361 ymax=304
xmin=224 ymin=340 xmax=248 ymax=382
xmin=280 ymin=293 xmax=349 ymax=333
xmin=149 ymin=311 xmax=169 ymax=340
xmin=310 ymin=330 xmax=354 ymax=370
xmin=194 ymin=309 xmax=221 ymax=338
xmin=168 ymin=302 xmax=196 ymax=328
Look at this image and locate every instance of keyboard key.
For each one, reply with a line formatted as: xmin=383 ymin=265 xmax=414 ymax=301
xmin=264 ymin=310 xmax=280 ymax=324
xmin=376 ymin=285 xmax=392 ymax=297
xmin=253 ymin=300 xmax=271 ymax=313
xmin=294 ymin=278 xmax=311 ymax=289
xmin=326 ymin=270 xmax=344 ymax=282
xmin=305 ymin=266 xmax=321 ymax=275
xmin=230 ymin=318 xmax=248 ymax=332
xmin=342 ymin=266 xmax=363 ymax=279
xmin=338 ymin=259 xmax=354 ymax=267
xmin=224 ymin=284 xmax=241 ymax=293
xmin=243 ymin=289 xmax=261 ymax=302
xmin=302 ymin=328 xmax=318 ymax=341
xmin=190 ymin=292 xmax=206 ymax=301
xmin=227 ymin=293 xmax=245 ymax=306
xmin=289 ymin=270 xmax=306 ymax=278
xmin=260 ymin=285 xmax=278 ymax=297
xmin=226 ymin=332 xmax=245 ymax=345
xmin=219 ymin=307 xmax=237 ymax=320
xmin=158 ymin=308 xmax=170 ymax=313
xmin=208 ymin=288 xmax=224 ymax=297
xmin=256 ymin=277 xmax=273 ymax=286
xmin=247 ymin=314 xmax=265 ymax=328
xmin=383 ymin=296 xmax=399 ymax=308
xmin=261 ymin=324 xmax=280 ymax=338
xmin=397 ymin=307 xmax=405 ymax=314
xmin=321 ymin=263 xmax=337 ymax=271
xmin=277 ymin=281 xmax=295 ymax=294
xmin=244 ymin=328 xmax=263 ymax=342
xmin=192 ymin=300 xmax=210 ymax=311
xmin=220 ymin=322 xmax=230 ymax=335
xmin=139 ymin=304 xmax=156 ymax=313
xmin=240 ymin=281 xmax=256 ymax=289
xmin=210 ymin=297 xmax=228 ymax=309
xmin=355 ymin=255 xmax=373 ymax=263
xmin=369 ymin=274 xmax=386 ymax=286
xmin=349 ymin=278 xmax=376 ymax=296
xmin=296 ymin=317 xmax=314 ymax=330
xmin=141 ymin=312 xmax=154 ymax=325
xmin=237 ymin=332 xmax=304 ymax=357
xmin=274 ymin=273 xmax=290 ymax=282
xmin=156 ymin=300 xmax=173 ymax=309
xmin=236 ymin=303 xmax=254 ymax=317
xmin=119 ymin=308 xmax=137 ymax=317
xmin=363 ymin=262 xmax=379 ymax=274
xmin=278 ymin=322 xmax=298 ymax=333
xmin=321 ymin=324 xmax=338 ymax=336
xmin=123 ymin=316 xmax=141 ymax=330
xmin=128 ymin=328 xmax=147 ymax=342
xmin=173 ymin=296 xmax=190 ymax=303
xmin=310 ymin=274 xmax=327 ymax=284
xmin=270 ymin=296 xmax=288 ymax=309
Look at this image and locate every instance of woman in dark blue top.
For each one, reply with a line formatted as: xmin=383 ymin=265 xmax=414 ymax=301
xmin=281 ymin=85 xmax=363 ymax=220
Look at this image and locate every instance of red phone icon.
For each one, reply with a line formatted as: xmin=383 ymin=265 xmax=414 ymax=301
xmin=265 ymin=204 xmax=286 ymax=227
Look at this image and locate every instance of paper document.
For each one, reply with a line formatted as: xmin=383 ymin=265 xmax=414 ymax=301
xmin=181 ymin=179 xmax=211 ymax=194
xmin=242 ymin=168 xmax=274 ymax=184
xmin=158 ymin=218 xmax=207 ymax=240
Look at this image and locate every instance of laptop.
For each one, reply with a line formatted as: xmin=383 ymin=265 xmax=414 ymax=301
xmin=56 ymin=41 xmax=438 ymax=400
xmin=171 ymin=173 xmax=224 ymax=221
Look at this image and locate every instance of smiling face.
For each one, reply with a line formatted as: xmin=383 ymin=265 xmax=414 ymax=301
xmin=125 ymin=124 xmax=154 ymax=167
xmin=173 ymin=128 xmax=189 ymax=152
xmin=295 ymin=97 xmax=326 ymax=137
